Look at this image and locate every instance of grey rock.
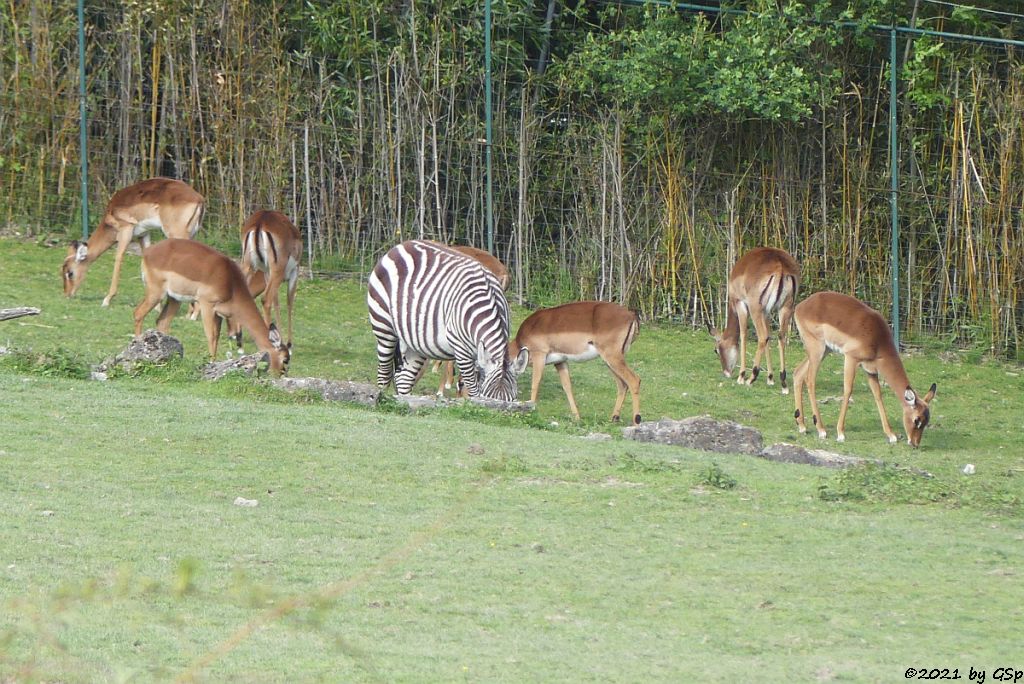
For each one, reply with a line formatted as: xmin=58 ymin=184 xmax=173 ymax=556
xmin=273 ymin=377 xmax=380 ymax=405
xmin=201 ymin=352 xmax=268 ymax=380
xmin=758 ymin=442 xmax=866 ymax=469
xmin=94 ymin=329 xmax=184 ymax=373
xmin=623 ymin=415 xmax=764 ymax=455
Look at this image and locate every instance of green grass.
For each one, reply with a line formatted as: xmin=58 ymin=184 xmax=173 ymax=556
xmin=1 ymin=238 xmax=1023 ymax=681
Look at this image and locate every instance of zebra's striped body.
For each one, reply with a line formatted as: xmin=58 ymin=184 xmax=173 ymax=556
xmin=367 ymin=240 xmax=524 ymax=400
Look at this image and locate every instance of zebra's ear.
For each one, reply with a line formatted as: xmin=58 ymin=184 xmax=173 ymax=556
xmin=511 ymin=347 xmax=529 ymax=375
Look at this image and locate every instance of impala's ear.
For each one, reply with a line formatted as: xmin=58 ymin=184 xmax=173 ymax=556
xmin=904 ymin=387 xmax=917 ymax=407
xmin=923 ymin=383 xmax=937 ymax=403
xmin=511 ymin=347 xmax=529 ymax=374
xmin=268 ymin=323 xmax=283 ymax=348
xmin=75 ymin=243 xmax=89 ymax=263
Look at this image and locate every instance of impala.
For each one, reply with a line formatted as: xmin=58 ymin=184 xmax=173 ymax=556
xmin=510 ymin=301 xmax=641 ymax=424
xmin=239 ymin=210 xmax=302 ymax=345
xmin=62 ymin=178 xmax=204 ymax=306
xmin=709 ymin=247 xmax=799 ymax=393
xmin=791 ymin=291 xmax=936 ymax=447
xmin=133 ymin=239 xmax=290 ymax=376
xmin=431 ymin=244 xmax=510 ymax=396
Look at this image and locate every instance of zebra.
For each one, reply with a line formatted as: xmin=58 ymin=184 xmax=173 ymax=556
xmin=367 ymin=239 xmax=528 ymax=400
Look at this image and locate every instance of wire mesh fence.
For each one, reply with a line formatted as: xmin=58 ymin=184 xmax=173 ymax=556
xmin=1 ymin=0 xmax=1022 ymax=358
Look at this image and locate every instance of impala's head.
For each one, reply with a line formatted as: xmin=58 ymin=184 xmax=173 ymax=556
xmin=61 ymin=241 xmax=90 ymax=297
xmin=265 ymin=324 xmax=292 ymax=377
xmin=901 ymin=383 xmax=937 ymax=448
xmin=475 ymin=344 xmax=528 ymax=401
xmin=707 ymin=324 xmax=738 ymax=378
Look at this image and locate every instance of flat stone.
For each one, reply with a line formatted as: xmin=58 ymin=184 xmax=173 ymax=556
xmin=274 ymin=377 xmax=380 ymax=405
xmin=623 ymin=415 xmax=763 ymax=455
xmin=201 ymin=352 xmax=269 ymax=380
xmin=758 ymin=442 xmax=866 ymax=469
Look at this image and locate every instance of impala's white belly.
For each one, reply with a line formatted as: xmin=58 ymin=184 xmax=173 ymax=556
xmin=546 ymin=345 xmax=600 ymax=365
xmin=132 ymin=218 xmax=164 ymax=238
xmin=166 ymin=288 xmax=197 ymax=303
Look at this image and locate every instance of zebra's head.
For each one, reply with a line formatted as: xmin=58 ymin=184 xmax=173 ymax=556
xmin=476 ymin=344 xmax=529 ymax=401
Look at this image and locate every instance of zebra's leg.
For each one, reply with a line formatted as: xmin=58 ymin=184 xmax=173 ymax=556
xmin=395 ymin=352 xmax=429 ymax=395
xmin=373 ymin=332 xmax=399 ymax=390
xmin=455 ymin=355 xmax=479 ymax=398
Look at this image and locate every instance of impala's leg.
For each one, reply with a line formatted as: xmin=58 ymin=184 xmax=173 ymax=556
xmin=805 ymin=350 xmax=828 ymax=439
xmin=748 ymin=306 xmax=771 ymax=386
xmin=154 ymin=298 xmax=182 ymax=334
xmin=133 ymin=288 xmax=165 ymax=336
xmin=735 ymin=302 xmax=749 ymax=384
xmin=865 ymin=372 xmax=898 ymax=443
xmin=262 ymin=269 xmax=284 ymax=330
xmin=528 ymin=354 xmax=548 ymax=405
xmin=835 ymin=354 xmax=859 ymax=442
xmin=553 ymin=362 xmax=581 ymax=420
xmin=200 ymin=305 xmax=223 ymax=358
xmin=285 ymin=269 xmax=298 ymax=347
xmin=792 ymin=356 xmax=811 ymax=433
xmin=435 ymin=360 xmax=456 ymax=397
xmin=777 ymin=300 xmax=795 ymax=395
xmin=395 ymin=352 xmax=428 ymax=396
xmin=604 ymin=353 xmax=641 ymax=424
xmin=103 ymin=233 xmax=135 ymax=307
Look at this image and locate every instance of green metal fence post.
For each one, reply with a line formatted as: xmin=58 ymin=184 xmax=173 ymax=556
xmin=78 ymin=0 xmax=89 ymax=239
xmin=484 ymin=0 xmax=494 ymax=254
xmin=889 ymin=26 xmax=900 ymax=348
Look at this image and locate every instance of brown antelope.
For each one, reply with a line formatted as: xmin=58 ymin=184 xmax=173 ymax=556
xmin=62 ymin=178 xmax=204 ymax=306
xmin=239 ymin=210 xmax=303 ymax=346
xmin=133 ymin=239 xmax=290 ymax=376
xmin=510 ymin=301 xmax=641 ymax=424
xmin=431 ymin=244 xmax=510 ymax=396
xmin=791 ymin=291 xmax=936 ymax=447
xmin=710 ymin=247 xmax=799 ymax=393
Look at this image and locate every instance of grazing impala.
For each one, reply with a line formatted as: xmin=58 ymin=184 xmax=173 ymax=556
xmin=62 ymin=178 xmax=204 ymax=306
xmin=431 ymin=244 xmax=510 ymax=396
xmin=510 ymin=301 xmax=641 ymax=424
xmin=239 ymin=210 xmax=302 ymax=345
xmin=133 ymin=239 xmax=290 ymax=376
xmin=709 ymin=247 xmax=799 ymax=393
xmin=791 ymin=291 xmax=936 ymax=447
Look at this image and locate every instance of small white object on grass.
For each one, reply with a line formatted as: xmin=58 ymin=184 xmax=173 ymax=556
xmin=962 ymin=464 xmax=975 ymax=475
xmin=233 ymin=497 xmax=259 ymax=507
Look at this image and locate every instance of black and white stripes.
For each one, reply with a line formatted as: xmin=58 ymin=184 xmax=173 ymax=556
xmin=367 ymin=240 xmax=524 ymax=400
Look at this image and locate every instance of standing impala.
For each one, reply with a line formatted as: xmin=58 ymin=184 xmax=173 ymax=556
xmin=510 ymin=301 xmax=641 ymax=424
xmin=62 ymin=178 xmax=204 ymax=306
xmin=710 ymin=247 xmax=799 ymax=393
xmin=791 ymin=291 xmax=936 ymax=447
xmin=133 ymin=239 xmax=290 ymax=376
xmin=239 ymin=210 xmax=302 ymax=346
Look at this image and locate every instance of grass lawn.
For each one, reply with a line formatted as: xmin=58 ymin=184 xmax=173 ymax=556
xmin=1 ymin=237 xmax=1022 ymax=682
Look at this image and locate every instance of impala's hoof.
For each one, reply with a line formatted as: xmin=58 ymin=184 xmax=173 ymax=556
xmin=836 ymin=434 xmax=845 ymax=443
xmin=797 ymin=425 xmax=807 ymax=434
xmin=888 ymin=434 xmax=898 ymax=444
xmin=781 ymin=387 xmax=790 ymax=396
xmin=633 ymin=415 xmax=641 ymax=425
xmin=817 ymin=430 xmax=827 ymax=440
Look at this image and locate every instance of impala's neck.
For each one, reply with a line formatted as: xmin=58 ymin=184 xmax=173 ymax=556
xmin=234 ymin=298 xmax=274 ymax=352
xmin=722 ymin=301 xmax=741 ymax=344
xmin=82 ymin=219 xmax=119 ymax=262
xmin=876 ymin=347 xmax=913 ymax=397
